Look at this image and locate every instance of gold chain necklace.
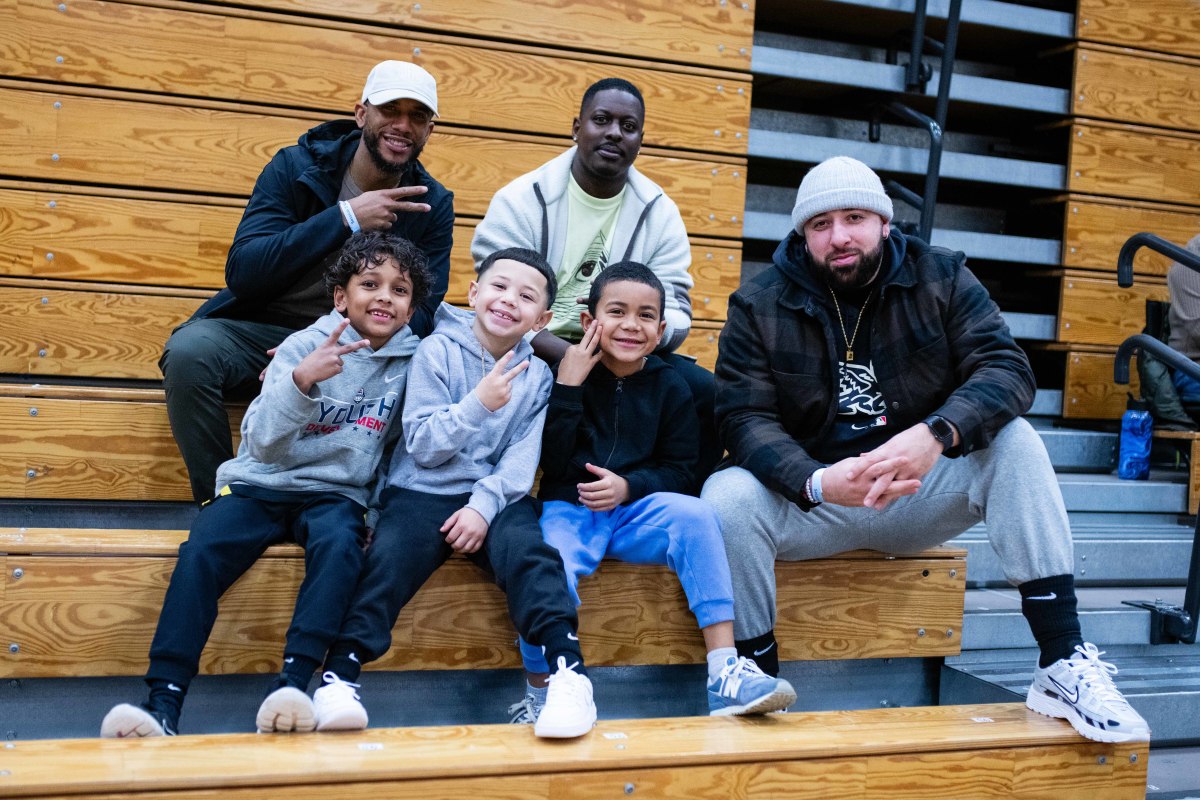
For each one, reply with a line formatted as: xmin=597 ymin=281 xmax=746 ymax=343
xmin=826 ymin=286 xmax=871 ymax=362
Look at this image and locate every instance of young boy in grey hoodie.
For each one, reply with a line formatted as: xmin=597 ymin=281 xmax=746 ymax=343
xmin=101 ymin=232 xmax=430 ymax=738
xmin=318 ymin=247 xmax=598 ymax=739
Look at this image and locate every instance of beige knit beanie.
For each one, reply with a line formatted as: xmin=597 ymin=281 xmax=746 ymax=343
xmin=791 ymin=156 xmax=894 ymax=231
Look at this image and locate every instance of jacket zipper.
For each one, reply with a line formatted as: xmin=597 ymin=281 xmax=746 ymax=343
xmin=603 ymin=379 xmax=623 ymax=467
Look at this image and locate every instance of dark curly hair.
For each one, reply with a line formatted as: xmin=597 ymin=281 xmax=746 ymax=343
xmin=324 ymin=231 xmax=432 ymax=308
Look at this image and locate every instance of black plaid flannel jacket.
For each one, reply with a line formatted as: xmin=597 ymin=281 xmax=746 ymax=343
xmin=714 ymin=232 xmax=1035 ymax=509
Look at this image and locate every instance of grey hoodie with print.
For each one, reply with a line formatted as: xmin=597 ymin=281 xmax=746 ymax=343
xmin=382 ymin=303 xmax=552 ymax=524
xmin=215 ymin=309 xmax=420 ymax=507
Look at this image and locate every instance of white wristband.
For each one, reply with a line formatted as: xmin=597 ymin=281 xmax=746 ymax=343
xmin=810 ymin=467 xmax=826 ymax=504
xmin=338 ymin=200 xmax=361 ymax=234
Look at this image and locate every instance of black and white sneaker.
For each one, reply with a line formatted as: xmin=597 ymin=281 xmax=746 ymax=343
xmin=101 ymin=703 xmax=178 ymax=738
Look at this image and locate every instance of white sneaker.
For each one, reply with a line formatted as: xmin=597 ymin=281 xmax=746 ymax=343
xmin=100 ymin=703 xmax=176 ymax=738
xmin=508 ymin=693 xmax=542 ymax=725
xmin=533 ymin=657 xmax=596 ymax=738
xmin=313 ymin=671 xmax=368 ymax=731
xmin=256 ymin=686 xmax=316 ymax=733
xmin=1026 ymin=643 xmax=1150 ymax=743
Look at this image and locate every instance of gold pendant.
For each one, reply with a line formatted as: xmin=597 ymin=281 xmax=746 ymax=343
xmin=846 ymin=349 xmax=854 ymax=362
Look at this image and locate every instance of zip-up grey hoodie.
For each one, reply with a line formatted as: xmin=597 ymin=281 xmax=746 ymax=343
xmin=383 ymin=303 xmax=552 ymax=524
xmin=216 ymin=309 xmax=420 ymax=507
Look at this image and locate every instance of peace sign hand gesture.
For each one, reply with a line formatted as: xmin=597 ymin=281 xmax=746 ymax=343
xmin=475 ymin=350 xmax=530 ymax=412
xmin=292 ymin=319 xmax=370 ymax=394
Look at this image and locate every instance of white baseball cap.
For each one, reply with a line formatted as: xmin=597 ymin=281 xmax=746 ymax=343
xmin=361 ymin=60 xmax=439 ymax=117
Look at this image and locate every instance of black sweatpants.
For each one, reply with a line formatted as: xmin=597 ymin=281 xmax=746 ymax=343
xmin=328 ymin=488 xmax=582 ymax=674
xmin=146 ymin=486 xmax=368 ymax=687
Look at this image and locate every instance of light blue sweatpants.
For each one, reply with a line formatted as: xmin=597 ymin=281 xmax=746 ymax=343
xmin=520 ymin=492 xmax=734 ymax=672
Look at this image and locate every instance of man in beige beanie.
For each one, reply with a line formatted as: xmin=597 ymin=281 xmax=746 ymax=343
xmin=702 ymin=156 xmax=1150 ymax=745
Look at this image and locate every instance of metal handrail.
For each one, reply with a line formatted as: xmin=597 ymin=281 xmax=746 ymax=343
xmin=1114 ymin=231 xmax=1200 ymax=644
xmin=1117 ymin=232 xmax=1200 ymax=288
xmin=872 ymin=0 xmax=962 ymax=242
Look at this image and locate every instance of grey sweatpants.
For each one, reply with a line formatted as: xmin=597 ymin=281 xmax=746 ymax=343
xmin=701 ymin=417 xmax=1074 ymax=640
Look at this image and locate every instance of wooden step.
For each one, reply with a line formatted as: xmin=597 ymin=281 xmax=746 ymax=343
xmin=1069 ymin=121 xmax=1200 ymax=209
xmin=0 ymin=528 xmax=965 ymax=678
xmin=1062 ymin=194 xmax=1200 ymax=277
xmin=1077 ymin=0 xmax=1200 ymax=59
xmin=0 ymin=705 xmax=1146 ymax=800
xmin=0 ymin=387 xmax=244 ymax=501
xmin=0 ymin=83 xmax=745 ymax=240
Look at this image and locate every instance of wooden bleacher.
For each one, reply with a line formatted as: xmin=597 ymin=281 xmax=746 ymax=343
xmin=1059 ymin=9 xmax=1200 ymax=421
xmin=0 ymin=706 xmax=1147 ymax=800
xmin=0 ymin=528 xmax=964 ymax=678
xmin=0 ymin=0 xmax=1146 ymax=792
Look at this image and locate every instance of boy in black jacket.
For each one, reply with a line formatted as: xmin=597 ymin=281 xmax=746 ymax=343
xmin=510 ymin=261 xmax=795 ymax=723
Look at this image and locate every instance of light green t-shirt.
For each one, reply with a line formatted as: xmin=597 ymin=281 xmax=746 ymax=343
xmin=547 ymin=177 xmax=625 ymax=339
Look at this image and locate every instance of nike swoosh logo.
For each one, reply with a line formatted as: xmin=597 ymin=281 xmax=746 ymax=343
xmin=349 ymin=652 xmax=360 ymax=663
xmin=753 ymin=643 xmax=776 ymax=657
xmin=284 ymin=657 xmax=294 ymax=664
xmin=383 ymin=373 xmax=405 ymax=384
xmin=1027 ymin=593 xmax=1057 ymax=600
xmin=1048 ymin=674 xmax=1079 ymax=704
xmin=167 ymin=683 xmax=182 ymax=693
xmin=567 ymin=633 xmax=579 ymax=641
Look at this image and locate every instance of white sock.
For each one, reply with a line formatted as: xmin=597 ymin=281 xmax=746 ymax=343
xmin=707 ymin=647 xmax=738 ymax=681
xmin=527 ymin=682 xmax=548 ymax=707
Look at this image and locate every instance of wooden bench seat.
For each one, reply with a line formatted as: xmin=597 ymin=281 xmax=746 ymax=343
xmin=0 ymin=83 xmax=746 ymax=240
xmin=8 ymin=0 xmax=750 ymax=155
xmin=1070 ymin=121 xmax=1200 ymax=208
xmin=1062 ymin=194 xmax=1200 ymax=277
xmin=0 ymin=705 xmax=1146 ymax=800
xmin=0 ymin=527 xmax=965 ymax=678
xmin=1056 ymin=271 xmax=1168 ymax=347
xmin=0 ymin=182 xmax=742 ymax=321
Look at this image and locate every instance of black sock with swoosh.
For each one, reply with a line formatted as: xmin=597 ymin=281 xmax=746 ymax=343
xmin=1019 ymin=574 xmax=1083 ymax=667
xmin=735 ymin=631 xmax=780 ymax=677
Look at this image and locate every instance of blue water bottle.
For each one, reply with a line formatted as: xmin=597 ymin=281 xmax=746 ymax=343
xmin=1117 ymin=394 xmax=1151 ymax=481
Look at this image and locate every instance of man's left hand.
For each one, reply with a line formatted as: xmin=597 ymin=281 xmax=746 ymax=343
xmin=854 ymin=421 xmax=951 ymax=494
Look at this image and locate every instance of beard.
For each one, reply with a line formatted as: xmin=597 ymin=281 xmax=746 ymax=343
xmin=362 ymin=127 xmax=424 ymax=175
xmin=817 ymin=238 xmax=885 ymax=291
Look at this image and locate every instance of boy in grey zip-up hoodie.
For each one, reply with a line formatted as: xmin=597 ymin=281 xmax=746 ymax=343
xmin=322 ymin=247 xmax=599 ymax=739
xmin=102 ymin=233 xmax=429 ymax=739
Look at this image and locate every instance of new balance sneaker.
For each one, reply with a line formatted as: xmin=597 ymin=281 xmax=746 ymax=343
xmin=508 ymin=693 xmax=542 ymax=725
xmin=256 ymin=686 xmax=317 ymax=733
xmin=313 ymin=671 xmax=368 ymax=731
xmin=1026 ymin=642 xmax=1150 ymax=743
xmin=707 ymin=656 xmax=797 ymax=716
xmin=533 ymin=657 xmax=596 ymax=738
xmin=100 ymin=703 xmax=178 ymax=738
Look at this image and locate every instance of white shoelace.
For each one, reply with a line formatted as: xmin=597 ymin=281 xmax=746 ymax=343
xmin=1065 ymin=644 xmax=1128 ymax=708
xmin=321 ymin=671 xmax=362 ymax=700
xmin=717 ymin=656 xmax=764 ymax=696
xmin=546 ymin=657 xmax=590 ymax=702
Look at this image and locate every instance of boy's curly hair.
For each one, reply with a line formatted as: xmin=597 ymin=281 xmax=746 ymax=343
xmin=324 ymin=231 xmax=432 ymax=307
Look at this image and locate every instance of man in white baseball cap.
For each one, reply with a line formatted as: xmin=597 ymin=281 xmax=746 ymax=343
xmin=161 ymin=60 xmax=454 ymax=504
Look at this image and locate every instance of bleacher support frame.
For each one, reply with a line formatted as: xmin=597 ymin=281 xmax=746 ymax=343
xmin=1114 ymin=232 xmax=1200 ymax=644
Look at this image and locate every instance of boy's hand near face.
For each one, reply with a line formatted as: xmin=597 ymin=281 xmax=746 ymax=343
xmin=578 ymin=462 xmax=630 ymax=512
xmin=476 ymin=351 xmax=530 ymax=411
xmin=292 ymin=319 xmax=370 ymax=394
xmin=441 ymin=507 xmax=489 ymax=553
xmin=556 ymin=320 xmax=603 ymax=386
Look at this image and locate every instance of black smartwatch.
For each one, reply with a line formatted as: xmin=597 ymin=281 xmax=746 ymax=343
xmin=924 ymin=415 xmax=956 ymax=452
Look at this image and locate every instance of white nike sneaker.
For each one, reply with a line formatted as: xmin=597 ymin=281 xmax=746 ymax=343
xmin=313 ymin=671 xmax=368 ymax=731
xmin=1026 ymin=643 xmax=1150 ymax=743
xmin=533 ymin=657 xmax=596 ymax=738
xmin=256 ymin=686 xmax=316 ymax=733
